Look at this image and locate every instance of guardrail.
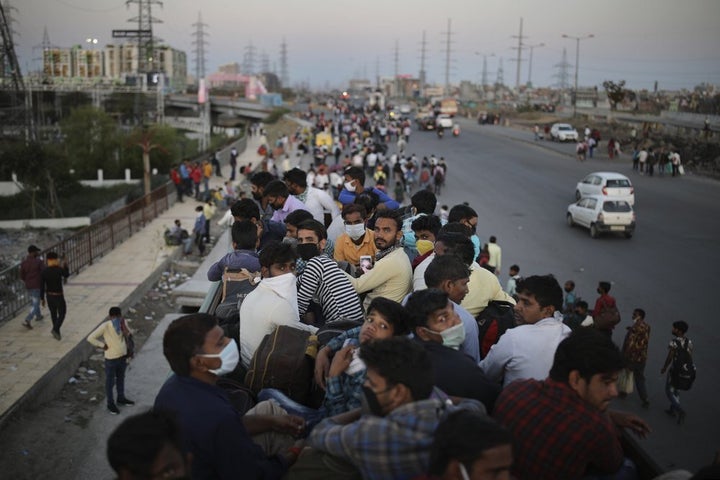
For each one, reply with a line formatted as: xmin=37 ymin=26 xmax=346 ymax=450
xmin=0 ymin=183 xmax=173 ymax=327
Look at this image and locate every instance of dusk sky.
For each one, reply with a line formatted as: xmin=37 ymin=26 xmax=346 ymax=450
xmin=8 ymin=0 xmax=720 ymax=91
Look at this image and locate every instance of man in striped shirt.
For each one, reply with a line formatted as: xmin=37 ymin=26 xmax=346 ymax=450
xmin=296 ymin=219 xmax=365 ymax=326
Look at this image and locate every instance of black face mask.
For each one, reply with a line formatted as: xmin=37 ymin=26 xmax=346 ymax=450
xmin=361 ymin=386 xmax=384 ymax=416
xmin=296 ymin=243 xmax=320 ymax=261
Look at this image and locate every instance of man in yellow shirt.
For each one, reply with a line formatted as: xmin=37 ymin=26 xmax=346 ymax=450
xmin=87 ymin=306 xmax=135 ymax=414
xmin=333 ymin=204 xmax=377 ymax=268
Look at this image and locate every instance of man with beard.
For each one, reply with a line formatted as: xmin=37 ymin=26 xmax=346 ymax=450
xmin=263 ymin=180 xmax=308 ymax=224
xmin=283 ymin=167 xmax=340 ymax=224
xmin=231 ymin=199 xmax=286 ymax=251
xmin=345 ymin=210 xmax=412 ymax=309
xmin=250 ymin=171 xmax=276 ymax=221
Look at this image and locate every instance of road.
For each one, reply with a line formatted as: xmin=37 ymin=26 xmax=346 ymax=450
xmin=405 ymin=118 xmax=720 ymax=472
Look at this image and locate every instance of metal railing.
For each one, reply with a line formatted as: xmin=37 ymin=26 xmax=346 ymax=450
xmin=0 ymin=183 xmax=173 ymax=327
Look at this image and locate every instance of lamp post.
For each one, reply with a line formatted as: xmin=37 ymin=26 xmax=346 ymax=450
xmin=562 ymin=34 xmax=594 ymax=117
xmin=85 ymin=37 xmax=98 ymax=78
xmin=525 ymin=42 xmax=545 ymax=88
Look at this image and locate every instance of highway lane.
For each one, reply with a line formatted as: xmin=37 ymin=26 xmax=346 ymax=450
xmin=402 ymin=118 xmax=720 ymax=472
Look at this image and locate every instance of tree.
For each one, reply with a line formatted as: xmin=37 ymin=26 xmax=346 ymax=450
xmin=60 ymin=105 xmax=120 ymax=177
xmin=603 ymin=80 xmax=627 ymax=111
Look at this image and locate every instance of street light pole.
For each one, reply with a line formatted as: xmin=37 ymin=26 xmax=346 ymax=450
xmin=526 ymin=42 xmax=545 ymax=88
xmin=562 ymin=33 xmax=594 ymax=117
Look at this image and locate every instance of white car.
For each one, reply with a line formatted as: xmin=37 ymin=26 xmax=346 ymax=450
xmin=550 ymin=123 xmax=579 ymax=142
xmin=575 ymin=172 xmax=635 ymax=206
xmin=567 ymin=195 xmax=636 ymax=238
xmin=435 ymin=114 xmax=453 ymax=129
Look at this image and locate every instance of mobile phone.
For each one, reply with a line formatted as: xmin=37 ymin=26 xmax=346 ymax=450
xmin=359 ymin=255 xmax=373 ymax=271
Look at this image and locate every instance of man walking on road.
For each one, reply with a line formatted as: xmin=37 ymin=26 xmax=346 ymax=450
xmin=20 ymin=245 xmax=44 ymax=329
xmin=87 ymin=306 xmax=135 ymax=415
xmin=621 ymin=308 xmax=651 ymax=408
xmin=661 ymin=321 xmax=693 ymax=424
xmin=486 ymin=236 xmax=501 ymax=274
xmin=40 ymin=251 xmax=69 ymax=340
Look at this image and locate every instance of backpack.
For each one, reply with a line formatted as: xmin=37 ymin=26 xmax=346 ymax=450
xmin=245 ymin=325 xmax=316 ymax=405
xmin=316 ymin=319 xmax=363 ymax=347
xmin=671 ymin=338 xmax=696 ymax=391
xmin=420 ymin=169 xmax=430 ymax=183
xmin=476 ymin=300 xmax=517 ymax=359
xmin=594 ymin=304 xmax=621 ymax=332
xmin=215 ymin=268 xmax=261 ymax=326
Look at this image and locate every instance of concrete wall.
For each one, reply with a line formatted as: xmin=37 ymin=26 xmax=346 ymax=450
xmin=0 ymin=217 xmax=91 ymax=229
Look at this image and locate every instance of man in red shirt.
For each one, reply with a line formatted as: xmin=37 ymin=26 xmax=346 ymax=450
xmin=493 ymin=328 xmax=650 ymax=480
xmin=20 ymin=245 xmax=45 ymax=329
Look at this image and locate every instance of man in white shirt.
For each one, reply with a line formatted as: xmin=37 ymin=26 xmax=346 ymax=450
xmin=486 ymin=236 xmax=502 ymax=275
xmin=239 ymin=242 xmax=317 ymax=367
xmin=283 ymin=168 xmax=340 ymax=224
xmin=479 ymin=275 xmax=571 ymax=387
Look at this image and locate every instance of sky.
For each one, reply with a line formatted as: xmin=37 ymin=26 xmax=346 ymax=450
xmin=7 ymin=0 xmax=720 ymax=92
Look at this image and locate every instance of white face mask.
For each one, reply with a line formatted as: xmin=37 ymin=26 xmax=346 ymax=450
xmin=344 ymin=181 xmax=356 ymax=192
xmin=345 ymin=223 xmax=366 ymax=240
xmin=199 ymin=341 xmax=240 ymax=376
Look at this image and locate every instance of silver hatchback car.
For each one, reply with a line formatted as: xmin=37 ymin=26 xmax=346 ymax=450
xmin=575 ymin=172 xmax=635 ymax=206
xmin=567 ymin=195 xmax=636 ymax=239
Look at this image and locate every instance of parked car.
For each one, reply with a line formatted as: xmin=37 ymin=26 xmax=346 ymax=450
xmin=567 ymin=195 xmax=636 ymax=238
xmin=575 ymin=172 xmax=635 ymax=205
xmin=550 ymin=123 xmax=579 ymax=142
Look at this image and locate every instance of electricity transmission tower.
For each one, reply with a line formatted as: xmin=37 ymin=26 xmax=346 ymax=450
xmin=126 ymin=0 xmax=163 ymax=74
xmin=441 ymin=18 xmax=455 ymax=96
xmin=553 ymin=47 xmax=572 ymax=89
xmin=279 ymin=37 xmax=289 ymax=87
xmin=510 ymin=17 xmax=526 ymax=89
xmin=496 ymin=57 xmax=505 ymax=87
xmin=418 ymin=30 xmax=427 ymax=97
xmin=192 ymin=11 xmax=208 ymax=82
xmin=243 ymin=41 xmax=257 ymax=75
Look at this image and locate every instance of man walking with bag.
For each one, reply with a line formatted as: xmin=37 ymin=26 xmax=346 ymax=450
xmin=87 ymin=307 xmax=135 ymax=415
xmin=661 ymin=321 xmax=694 ymax=425
xmin=620 ymin=308 xmax=650 ymax=408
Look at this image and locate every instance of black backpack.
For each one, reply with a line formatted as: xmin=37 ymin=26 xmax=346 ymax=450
xmin=215 ymin=268 xmax=261 ymax=326
xmin=671 ymin=338 xmax=696 ymax=391
xmin=476 ymin=300 xmax=517 ymax=359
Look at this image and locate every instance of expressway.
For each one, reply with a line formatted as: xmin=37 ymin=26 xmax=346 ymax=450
xmin=402 ymin=117 xmax=720 ymax=472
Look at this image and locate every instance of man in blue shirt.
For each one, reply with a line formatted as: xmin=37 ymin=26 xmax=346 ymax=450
xmin=207 ymin=220 xmax=261 ymax=281
xmin=154 ymin=313 xmax=304 ymax=479
xmin=339 ymin=166 xmax=399 ymax=210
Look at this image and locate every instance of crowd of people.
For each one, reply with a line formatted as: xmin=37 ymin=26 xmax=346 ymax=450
xmin=94 ymin=109 xmax=708 ymax=480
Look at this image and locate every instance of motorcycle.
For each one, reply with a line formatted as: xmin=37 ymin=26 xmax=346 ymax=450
xmin=437 ymin=127 xmax=444 ymax=139
xmin=452 ymin=124 xmax=461 ymax=137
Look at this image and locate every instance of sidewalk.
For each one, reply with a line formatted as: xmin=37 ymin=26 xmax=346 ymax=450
xmin=0 ymin=135 xmax=264 ymax=428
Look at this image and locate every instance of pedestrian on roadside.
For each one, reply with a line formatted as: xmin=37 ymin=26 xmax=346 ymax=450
xmin=212 ymin=149 xmax=222 ymax=177
xmin=505 ymin=264 xmax=521 ymax=299
xmin=190 ymin=161 xmax=202 ymax=200
xmin=608 ymin=138 xmax=616 ymax=159
xmin=20 ymin=245 xmax=45 ymax=329
xmin=40 ymin=251 xmax=69 ymax=340
xmin=533 ymin=124 xmax=540 ymax=141
xmin=193 ymin=206 xmax=207 ymax=256
xmin=621 ymin=308 xmax=651 ymax=408
xmin=170 ymin=164 xmax=184 ymax=203
xmin=486 ymin=236 xmax=501 ymax=274
xmin=87 ymin=306 xmax=135 ymax=415
xmin=202 ymin=159 xmax=212 ymax=197
xmin=203 ymin=199 xmax=216 ymax=244
xmin=230 ymin=146 xmax=239 ymax=181
xmin=661 ymin=320 xmax=693 ymax=424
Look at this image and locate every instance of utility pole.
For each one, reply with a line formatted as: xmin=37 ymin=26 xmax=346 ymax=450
xmin=511 ymin=17 xmax=526 ymax=89
xmin=279 ymin=37 xmax=288 ymax=87
xmin=526 ymin=42 xmax=545 ymax=88
xmin=441 ymin=18 xmax=454 ymax=96
xmin=562 ymin=33 xmax=594 ymax=117
xmin=419 ymin=30 xmax=427 ymax=98
xmin=496 ymin=57 xmax=505 ymax=87
xmin=375 ymin=56 xmax=379 ymax=89
xmin=394 ymin=39 xmax=399 ymax=98
xmin=191 ymin=11 xmax=208 ymax=84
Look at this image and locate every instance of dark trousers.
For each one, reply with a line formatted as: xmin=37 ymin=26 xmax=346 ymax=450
xmin=105 ymin=357 xmax=127 ymax=407
xmin=174 ymin=183 xmax=184 ymax=202
xmin=626 ymin=361 xmax=648 ymax=402
xmin=46 ymin=295 xmax=66 ymax=334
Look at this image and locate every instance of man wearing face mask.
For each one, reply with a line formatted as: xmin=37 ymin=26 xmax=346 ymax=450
xmin=479 ymin=275 xmax=571 ymax=387
xmin=231 ymin=199 xmax=286 ymax=251
xmin=406 ymin=289 xmax=500 ymax=412
xmin=239 ymin=242 xmax=318 ymax=367
xmin=338 ymin=166 xmax=399 ymax=210
xmin=447 ymin=204 xmax=482 ymax=262
xmin=263 ymin=180 xmax=308 ymax=224
xmin=296 ymin=337 xmax=483 ymax=480
xmin=155 ymin=313 xmax=306 ymax=479
xmin=400 ymin=190 xmax=438 ymax=262
xmin=295 ymin=220 xmax=365 ymax=325
xmin=333 ymin=204 xmax=377 ymax=268
xmin=410 ymin=214 xmax=442 ymax=271
xmin=345 ymin=210 xmax=412 ymax=308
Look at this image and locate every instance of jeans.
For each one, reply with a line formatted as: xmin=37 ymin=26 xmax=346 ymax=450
xmin=626 ymin=361 xmax=648 ymax=402
xmin=583 ymin=457 xmax=637 ymax=480
xmin=665 ymin=374 xmax=683 ymax=413
xmin=25 ymin=289 xmax=42 ymax=322
xmin=46 ymin=295 xmax=66 ymax=333
xmin=258 ymin=388 xmax=326 ymax=434
xmin=105 ymin=356 xmax=128 ymax=407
